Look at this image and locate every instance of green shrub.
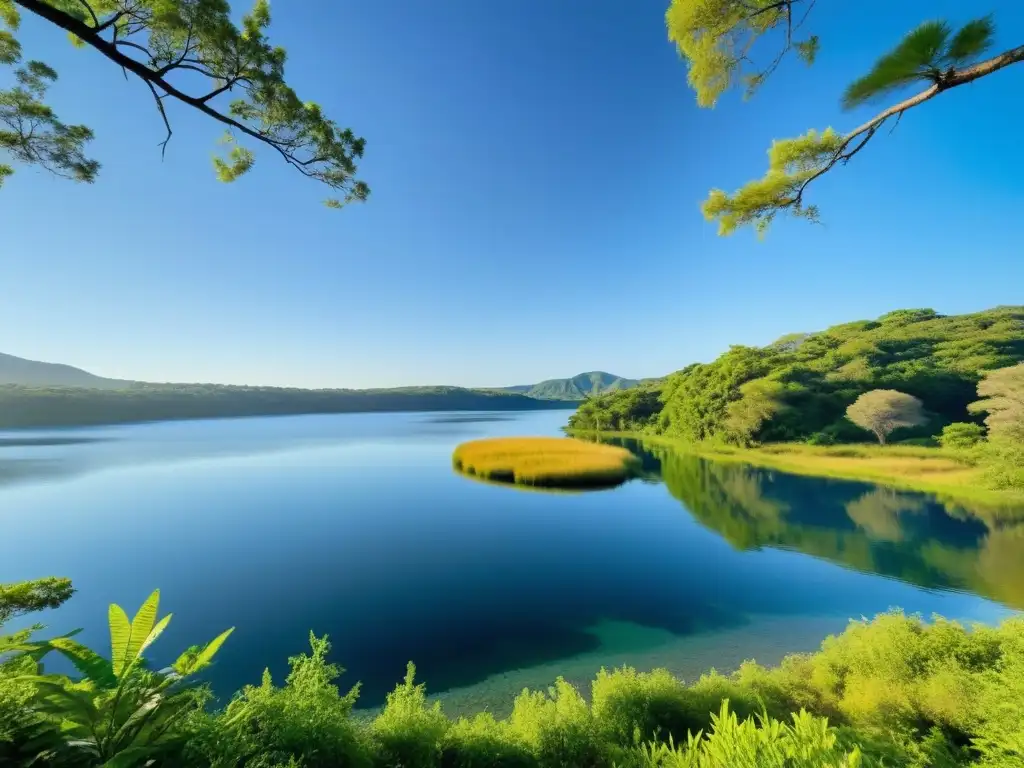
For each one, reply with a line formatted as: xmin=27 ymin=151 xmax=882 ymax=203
xmin=507 ymin=678 xmax=608 ymax=767
xmin=940 ymin=423 xmax=986 ymax=450
xmin=626 ymin=702 xmax=866 ymax=768
xmin=441 ymin=713 xmax=534 ymax=768
xmin=371 ymin=663 xmax=449 ymax=768
xmin=806 ymin=432 xmax=836 ymax=446
xmin=191 ymin=633 xmax=370 ymax=768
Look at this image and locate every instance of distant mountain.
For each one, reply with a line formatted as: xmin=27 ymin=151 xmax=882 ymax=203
xmin=0 ymin=352 xmax=128 ymax=389
xmin=505 ymin=371 xmax=642 ymax=401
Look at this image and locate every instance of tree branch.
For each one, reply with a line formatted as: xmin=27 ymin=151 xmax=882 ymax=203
xmin=144 ymin=80 xmax=172 ymax=159
xmin=12 ymin=0 xmax=316 ymax=176
xmin=783 ymin=41 xmax=1024 ymax=210
xmin=74 ymin=0 xmax=98 ymax=28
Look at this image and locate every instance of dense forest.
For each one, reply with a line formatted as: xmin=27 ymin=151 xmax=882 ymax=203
xmin=569 ymin=307 xmax=1024 ymax=445
xmin=0 ymin=384 xmax=573 ymax=429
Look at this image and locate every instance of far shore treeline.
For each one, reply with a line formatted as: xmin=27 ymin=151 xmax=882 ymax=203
xmin=569 ymin=306 xmax=1024 ymax=444
xmin=0 ymin=384 xmax=574 ymax=430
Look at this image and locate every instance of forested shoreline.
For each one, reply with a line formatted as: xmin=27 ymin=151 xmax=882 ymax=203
xmin=0 ymin=384 xmax=574 ymax=429
xmin=568 ymin=307 xmax=1024 ymax=495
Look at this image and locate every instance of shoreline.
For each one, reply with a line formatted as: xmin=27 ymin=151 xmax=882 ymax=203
xmin=569 ymin=430 xmax=1024 ymax=509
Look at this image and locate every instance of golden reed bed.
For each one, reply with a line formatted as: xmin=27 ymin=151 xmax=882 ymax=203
xmin=452 ymin=437 xmax=639 ymax=489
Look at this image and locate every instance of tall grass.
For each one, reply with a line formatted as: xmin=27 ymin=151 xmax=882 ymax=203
xmin=452 ymin=437 xmax=639 ymax=488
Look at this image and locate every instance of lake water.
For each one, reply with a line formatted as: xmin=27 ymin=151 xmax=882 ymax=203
xmin=2 ymin=410 xmax=1021 ymax=714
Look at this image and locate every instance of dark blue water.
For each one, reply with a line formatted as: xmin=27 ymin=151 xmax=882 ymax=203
xmin=2 ymin=411 xmax=1020 ymax=710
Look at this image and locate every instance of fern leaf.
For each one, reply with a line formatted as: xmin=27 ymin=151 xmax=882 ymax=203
xmin=125 ymin=590 xmax=160 ymax=667
xmin=108 ymin=603 xmax=131 ymax=678
xmin=186 ymin=627 xmax=234 ymax=674
xmin=138 ymin=613 xmax=172 ymax=657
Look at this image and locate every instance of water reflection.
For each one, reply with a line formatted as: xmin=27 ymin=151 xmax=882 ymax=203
xmin=606 ymin=439 xmax=1024 ymax=611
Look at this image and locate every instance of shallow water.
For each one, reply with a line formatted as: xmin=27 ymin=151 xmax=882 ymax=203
xmin=2 ymin=410 xmax=1020 ymax=712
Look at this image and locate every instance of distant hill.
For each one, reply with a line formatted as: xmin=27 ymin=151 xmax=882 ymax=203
xmin=0 ymin=352 xmax=129 ymax=389
xmin=504 ymin=371 xmax=641 ymax=401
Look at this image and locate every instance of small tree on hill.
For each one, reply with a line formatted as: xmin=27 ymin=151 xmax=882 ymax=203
xmin=939 ymin=422 xmax=985 ymax=450
xmin=845 ymin=390 xmax=926 ymax=445
xmin=969 ymin=363 xmax=1024 ymax=443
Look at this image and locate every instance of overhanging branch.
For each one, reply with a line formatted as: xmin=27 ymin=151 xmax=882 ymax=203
xmin=12 ymin=0 xmax=320 ymax=177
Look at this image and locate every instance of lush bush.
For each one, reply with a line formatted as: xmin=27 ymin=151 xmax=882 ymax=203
xmin=5 ymin=582 xmax=1024 ymax=768
xmin=186 ymin=633 xmax=371 ymax=768
xmin=941 ymin=423 xmax=986 ymax=450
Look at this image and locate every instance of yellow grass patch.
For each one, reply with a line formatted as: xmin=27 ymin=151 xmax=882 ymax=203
xmin=452 ymin=437 xmax=639 ymax=489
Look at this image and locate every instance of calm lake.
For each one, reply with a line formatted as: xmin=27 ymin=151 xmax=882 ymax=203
xmin=3 ymin=410 xmax=1021 ymax=713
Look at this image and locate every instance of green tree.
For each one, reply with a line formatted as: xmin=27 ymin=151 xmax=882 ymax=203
xmin=845 ymin=389 xmax=926 ymax=444
xmin=0 ymin=0 xmax=368 ymax=207
xmin=939 ymin=421 xmax=986 ymax=450
xmin=969 ymin=362 xmax=1024 ymax=443
xmin=667 ymin=1 xmax=1024 ymax=235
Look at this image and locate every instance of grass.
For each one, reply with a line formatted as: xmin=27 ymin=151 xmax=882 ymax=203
xmin=452 ymin=437 xmax=639 ymax=489
xmin=569 ymin=431 xmax=1024 ymax=509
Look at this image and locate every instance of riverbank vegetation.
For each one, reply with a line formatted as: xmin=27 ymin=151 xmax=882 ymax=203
xmin=0 ymin=383 xmax=574 ymax=429
xmin=453 ymin=437 xmax=639 ymax=488
xmin=2 ymin=578 xmax=1023 ymax=767
xmin=568 ymin=307 xmax=1024 ymax=497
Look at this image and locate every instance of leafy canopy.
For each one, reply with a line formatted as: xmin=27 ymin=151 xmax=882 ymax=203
xmin=667 ymin=0 xmax=1021 ymax=236
xmin=970 ymin=363 xmax=1024 ymax=443
xmin=845 ymin=389 xmax=927 ymax=444
xmin=0 ymin=0 xmax=367 ymax=207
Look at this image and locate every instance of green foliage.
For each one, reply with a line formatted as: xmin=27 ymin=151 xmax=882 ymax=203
xmin=845 ymin=390 xmax=926 ymax=445
xmin=0 ymin=56 xmax=99 ymax=185
xmin=6 ymin=588 xmax=1024 ymax=768
xmin=0 ymin=577 xmax=73 ymax=626
xmin=702 ymin=127 xmax=844 ymax=235
xmin=0 ymin=0 xmax=367 ymax=205
xmin=7 ymin=589 xmax=233 ymax=766
xmin=969 ymin=363 xmax=1024 ymax=443
xmin=842 ymin=17 xmax=996 ymax=109
xmin=189 ymin=633 xmax=370 ymax=768
xmin=569 ymin=306 xmax=1024 ymax=454
xmin=669 ymin=4 xmax=1020 ymax=236
xmin=506 ymin=678 xmax=607 ymax=767
xmin=940 ymin=423 xmax=986 ymax=450
xmin=370 ymin=662 xmax=449 ymax=767
xmin=626 ymin=702 xmax=865 ymax=768
xmin=665 ymin=0 xmax=815 ymax=107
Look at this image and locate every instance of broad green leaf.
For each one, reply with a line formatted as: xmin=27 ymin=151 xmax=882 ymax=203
xmin=188 ymin=627 xmax=235 ymax=674
xmin=125 ymin=590 xmax=160 ymax=666
xmin=49 ymin=637 xmax=116 ymax=688
xmin=138 ymin=613 xmax=172 ymax=657
xmin=108 ymin=603 xmax=131 ymax=678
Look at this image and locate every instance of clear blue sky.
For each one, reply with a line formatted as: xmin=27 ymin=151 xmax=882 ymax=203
xmin=2 ymin=0 xmax=1022 ymax=388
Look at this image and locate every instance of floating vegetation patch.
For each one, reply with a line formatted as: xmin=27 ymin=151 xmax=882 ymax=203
xmin=452 ymin=437 xmax=639 ymax=489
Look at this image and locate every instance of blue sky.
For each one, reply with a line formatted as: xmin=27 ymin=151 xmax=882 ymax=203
xmin=2 ymin=0 xmax=1022 ymax=388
